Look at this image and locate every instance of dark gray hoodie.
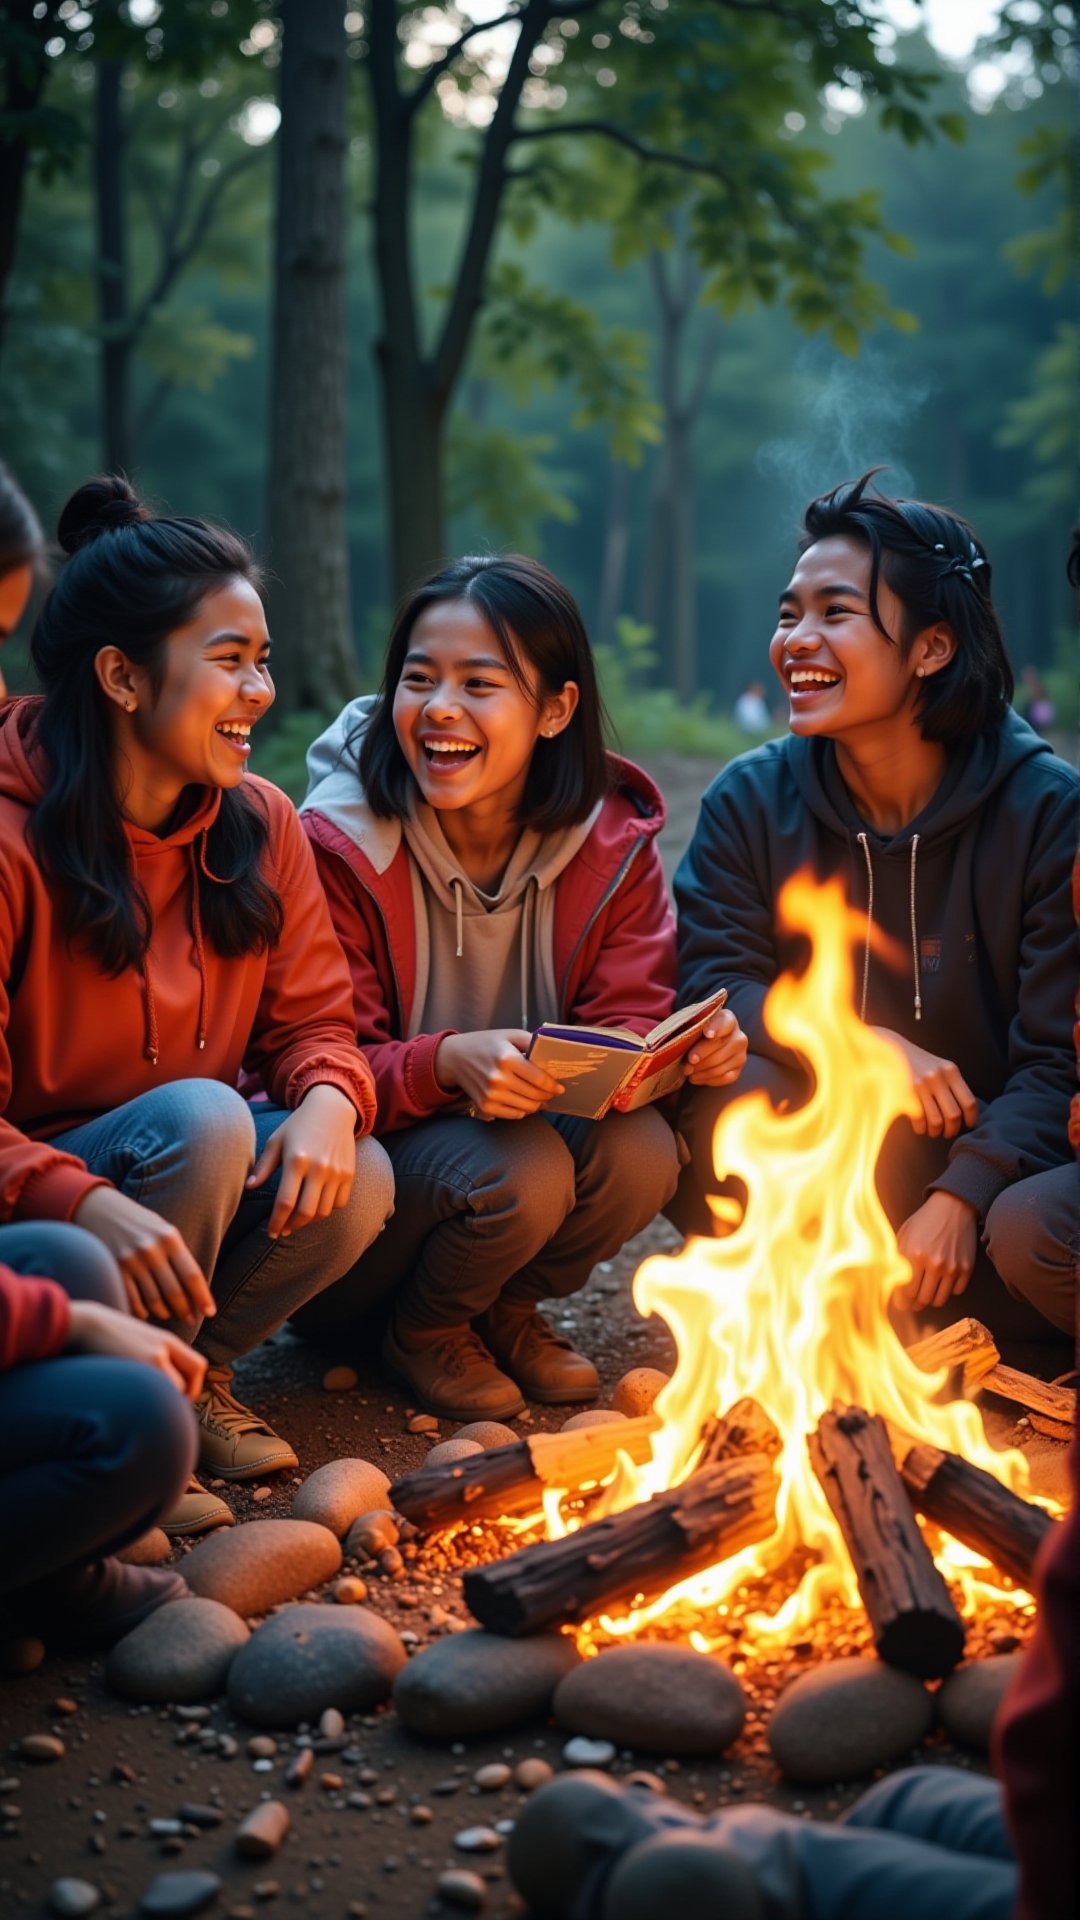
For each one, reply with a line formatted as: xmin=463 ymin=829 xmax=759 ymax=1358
xmin=675 ymin=711 xmax=1078 ymax=1220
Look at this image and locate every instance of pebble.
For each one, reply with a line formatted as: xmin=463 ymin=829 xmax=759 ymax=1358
xmin=0 ymin=1635 xmax=45 ymax=1675
xmin=377 ymin=1546 xmax=404 ymax=1578
xmin=407 ymin=1414 xmax=440 ymax=1434
xmin=247 ymin=1736 xmax=277 ymax=1759
xmin=554 ymin=1644 xmax=746 ymax=1755
xmin=322 ymin=1366 xmax=358 ymax=1392
xmin=512 ymin=1758 xmax=554 ymax=1791
xmin=118 ymin=1529 xmax=172 ymax=1567
xmin=183 ymin=1520 xmax=342 ymax=1615
xmin=560 ymin=1409 xmax=629 ymax=1432
xmin=424 ymin=1438 xmax=484 ymax=1468
xmin=343 ymin=1511 xmax=399 ymax=1560
xmin=227 ymin=1603 xmax=406 ymax=1728
xmin=611 ymin=1368 xmax=670 ymax=1418
xmin=332 ymin=1576 xmax=368 ymax=1605
xmin=562 ymin=1736 xmax=616 ymax=1768
xmin=284 ymin=1750 xmax=313 ymax=1788
xmin=436 ymin=1869 xmax=488 ymax=1911
xmin=177 ymin=1805 xmax=223 ymax=1830
xmin=452 ymin=1421 xmax=519 ymax=1449
xmin=937 ymin=1655 xmax=1022 ymax=1752
xmin=624 ymin=1771 xmax=667 ymax=1794
xmin=291 ymin=1460 xmax=391 ymax=1538
xmin=252 ymin=1487 xmax=273 ymax=1504
xmin=19 ymin=1733 xmax=65 ymax=1762
xmin=139 ymin=1871 xmax=222 ymax=1915
xmin=235 ymin=1802 xmax=291 ymax=1859
xmin=107 ymin=1599 xmax=250 ymax=1705
xmin=48 ymin=1880 xmax=101 ymax=1917
xmin=768 ymin=1657 xmax=934 ymax=1784
xmin=454 ymin=1825 xmax=501 ymax=1853
xmin=474 ymin=1763 xmax=511 ymax=1790
xmin=319 ymin=1707 xmax=345 ymax=1738
xmin=393 ymin=1628 xmax=581 ymax=1738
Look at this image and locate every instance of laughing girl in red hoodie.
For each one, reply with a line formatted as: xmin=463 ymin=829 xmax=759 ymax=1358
xmin=298 ymin=554 xmax=747 ymax=1420
xmin=0 ymin=477 xmax=393 ymax=1535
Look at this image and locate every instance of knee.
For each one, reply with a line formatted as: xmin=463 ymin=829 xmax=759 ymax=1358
xmin=95 ymin=1362 xmax=197 ymax=1514
xmin=983 ymin=1185 xmax=1026 ymax=1288
xmin=478 ymin=1120 xmax=577 ymax=1238
xmin=12 ymin=1223 xmax=127 ymax=1311
xmin=584 ymin=1109 xmax=680 ymax=1223
xmin=163 ymin=1080 xmax=257 ymax=1181
xmin=316 ymin=1137 xmax=396 ymax=1265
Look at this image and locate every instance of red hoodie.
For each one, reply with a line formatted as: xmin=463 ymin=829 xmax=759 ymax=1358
xmin=0 ymin=1262 xmax=70 ymax=1369
xmin=301 ymin=741 xmax=676 ymax=1135
xmin=0 ymin=697 xmax=377 ymax=1222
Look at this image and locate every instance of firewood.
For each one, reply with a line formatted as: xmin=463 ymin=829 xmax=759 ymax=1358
xmin=696 ymin=1396 xmax=782 ymax=1468
xmin=899 ymin=1440 xmax=1056 ymax=1588
xmin=390 ymin=1416 xmax=661 ymax=1530
xmin=808 ymin=1406 xmax=965 ymax=1679
xmin=907 ymin=1318 xmax=1000 ymax=1393
xmin=462 ymin=1453 xmax=778 ymax=1637
xmin=981 ymin=1365 xmax=1076 ymax=1429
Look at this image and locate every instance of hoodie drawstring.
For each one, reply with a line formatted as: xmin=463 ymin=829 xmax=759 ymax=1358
xmin=856 ymin=829 xmax=922 ymax=1024
xmin=519 ymin=877 xmax=537 ymax=1030
xmin=452 ymin=878 xmax=464 ymax=960
xmin=141 ymin=949 xmax=160 ymax=1065
xmin=189 ymin=840 xmax=209 ymax=1051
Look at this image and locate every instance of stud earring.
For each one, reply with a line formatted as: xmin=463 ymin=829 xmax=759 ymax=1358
xmin=126 ymin=699 xmax=136 ymax=711
xmin=915 ymin=667 xmax=925 ymax=678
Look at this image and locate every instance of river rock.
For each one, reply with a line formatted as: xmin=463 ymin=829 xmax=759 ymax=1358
xmin=107 ymin=1598 xmax=249 ymax=1705
xmin=291 ymin=1460 xmax=391 ymax=1537
xmin=554 ymin=1644 xmax=746 ymax=1755
xmin=937 ymin=1655 xmax=1022 ymax=1752
xmin=561 ymin=1410 xmax=629 ymax=1432
xmin=453 ymin=1421 xmax=519 ymax=1450
xmin=118 ymin=1529 xmax=172 ymax=1567
xmin=768 ymin=1657 xmax=934 ymax=1784
xmin=425 ymin=1438 xmax=485 ymax=1468
xmin=139 ymin=1871 xmax=222 ymax=1916
xmin=344 ymin=1511 xmax=398 ymax=1559
xmin=183 ymin=1520 xmax=341 ymax=1614
xmin=49 ymin=1880 xmax=101 ymax=1917
xmin=235 ymin=1800 xmax=291 ymax=1858
xmin=601 ymin=1830 xmax=765 ymax=1920
xmin=227 ymin=1603 xmax=406 ymax=1728
xmin=611 ymin=1369 xmax=669 ymax=1418
xmin=393 ymin=1627 xmax=581 ymax=1738
xmin=437 ymin=1868 xmax=488 ymax=1910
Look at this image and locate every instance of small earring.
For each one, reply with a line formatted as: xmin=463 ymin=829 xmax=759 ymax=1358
xmin=543 ymin=728 xmax=553 ymax=737
xmin=126 ymin=699 xmax=136 ymax=711
xmin=915 ymin=667 xmax=925 ymax=678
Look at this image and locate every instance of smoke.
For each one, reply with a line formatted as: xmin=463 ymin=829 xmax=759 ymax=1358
xmin=756 ymin=344 xmax=933 ymax=522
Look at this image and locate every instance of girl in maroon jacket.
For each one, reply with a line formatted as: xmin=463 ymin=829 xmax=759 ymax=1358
xmin=300 ymin=554 xmax=747 ymax=1419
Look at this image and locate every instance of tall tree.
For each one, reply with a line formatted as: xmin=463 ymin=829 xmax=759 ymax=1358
xmin=0 ymin=0 xmax=82 ymax=364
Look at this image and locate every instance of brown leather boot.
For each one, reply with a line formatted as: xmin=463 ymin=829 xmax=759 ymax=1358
xmin=475 ymin=1303 xmax=599 ymax=1405
xmin=382 ymin=1320 xmax=525 ymax=1422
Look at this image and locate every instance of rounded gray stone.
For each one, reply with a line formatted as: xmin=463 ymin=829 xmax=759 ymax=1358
xmin=425 ymin=1438 xmax=484 ymax=1468
xmin=227 ymin=1602 xmax=406 ymax=1728
xmin=290 ymin=1459 xmax=391 ymax=1537
xmin=139 ymin=1870 xmax=222 ymax=1916
xmin=937 ymin=1655 xmax=1022 ymax=1752
xmin=507 ymin=1772 xmax=669 ymax=1920
xmin=768 ymin=1657 xmax=934 ymax=1785
xmin=453 ymin=1421 xmax=519 ymax=1450
xmin=555 ymin=1644 xmax=747 ymax=1756
xmin=393 ymin=1626 xmax=581 ymax=1738
xmin=106 ymin=1598 xmax=249 ymax=1705
xmin=561 ymin=1410 xmax=629 ymax=1432
xmin=563 ymin=1735 xmax=616 ymax=1768
xmin=49 ymin=1881 xmax=101 ymax=1918
xmin=182 ymin=1519 xmax=341 ymax=1615
xmin=601 ymin=1831 xmax=765 ymax=1920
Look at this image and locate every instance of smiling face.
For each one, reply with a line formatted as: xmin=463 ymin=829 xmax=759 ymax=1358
xmin=769 ymin=534 xmax=933 ymax=743
xmin=392 ymin=599 xmax=574 ymax=824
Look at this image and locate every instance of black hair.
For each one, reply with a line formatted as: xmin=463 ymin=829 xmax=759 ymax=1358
xmin=798 ymin=469 xmax=1013 ymax=741
xmin=0 ymin=459 xmax=45 ymax=578
xmin=29 ymin=474 xmax=283 ymax=975
xmin=357 ymin=552 xmax=610 ymax=830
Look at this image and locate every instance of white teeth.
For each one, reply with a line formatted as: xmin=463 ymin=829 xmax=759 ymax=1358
xmin=216 ymin=723 xmax=252 ymax=738
xmin=425 ymin=740 xmax=477 ymax=754
xmin=790 ymin=670 xmax=840 ymax=687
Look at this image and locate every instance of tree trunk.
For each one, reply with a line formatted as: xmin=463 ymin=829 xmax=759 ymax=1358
xmin=378 ymin=344 xmax=447 ymax=595
xmin=94 ymin=58 xmax=134 ymax=474
xmin=0 ymin=0 xmax=53 ymax=367
xmin=265 ymin=0 xmax=355 ymax=717
xmin=669 ymin=405 xmax=696 ymax=702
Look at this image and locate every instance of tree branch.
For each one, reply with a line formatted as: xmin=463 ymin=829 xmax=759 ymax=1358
xmin=407 ymin=8 xmax=523 ymax=112
xmin=511 ymin=119 xmax=737 ymax=188
xmin=130 ymin=143 xmax=263 ymax=341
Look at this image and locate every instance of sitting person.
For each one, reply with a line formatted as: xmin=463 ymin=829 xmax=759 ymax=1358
xmin=0 ymin=457 xmax=45 ymax=691
xmin=0 ymin=1221 xmax=195 ymax=1650
xmin=672 ymin=471 xmax=1077 ymax=1339
xmin=296 ymin=553 xmax=746 ymax=1418
xmin=0 ymin=476 xmax=394 ymax=1536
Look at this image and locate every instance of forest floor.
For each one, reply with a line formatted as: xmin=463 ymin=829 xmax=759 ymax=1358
xmin=0 ymin=751 xmax=1073 ymax=1920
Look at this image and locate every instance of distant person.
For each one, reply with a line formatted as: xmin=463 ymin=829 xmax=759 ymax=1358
xmin=0 ymin=475 xmax=394 ymax=1537
xmin=1018 ymin=664 xmax=1056 ymax=735
xmin=672 ymin=470 xmax=1077 ymax=1341
xmin=733 ymin=678 xmax=771 ymax=733
xmin=0 ymin=458 xmax=46 ymax=692
xmin=297 ymin=553 xmax=747 ymax=1419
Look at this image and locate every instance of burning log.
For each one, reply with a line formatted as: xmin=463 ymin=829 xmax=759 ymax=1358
xmin=696 ymin=1396 xmax=783 ymax=1468
xmin=390 ymin=1416 xmax=661 ymax=1531
xmin=899 ymin=1441 xmax=1057 ymax=1588
xmin=907 ymin=1318 xmax=1000 ymax=1394
xmin=462 ymin=1452 xmax=778 ymax=1637
xmin=980 ymin=1364 xmax=1075 ymax=1432
xmin=808 ymin=1406 xmax=965 ymax=1680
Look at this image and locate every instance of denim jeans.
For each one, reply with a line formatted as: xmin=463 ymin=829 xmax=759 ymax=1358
xmin=0 ymin=1222 xmax=196 ymax=1594
xmin=51 ymin=1079 xmax=395 ymax=1366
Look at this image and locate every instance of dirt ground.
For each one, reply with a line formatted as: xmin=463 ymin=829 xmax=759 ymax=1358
xmin=1 ymin=752 xmax=1073 ymax=1919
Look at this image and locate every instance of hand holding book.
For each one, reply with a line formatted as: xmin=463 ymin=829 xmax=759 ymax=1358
xmin=526 ymin=989 xmax=739 ymax=1121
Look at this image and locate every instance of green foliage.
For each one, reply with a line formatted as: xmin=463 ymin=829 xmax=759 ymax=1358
xmin=447 ymin=414 xmax=577 ymax=549
xmin=997 ymin=322 xmax=1079 ymax=505
xmin=248 ymin=708 xmax=337 ymax=807
xmin=596 ymin=616 xmax=769 ymax=760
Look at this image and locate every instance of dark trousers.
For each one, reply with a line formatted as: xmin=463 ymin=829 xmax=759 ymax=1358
xmin=293 ymin=1103 xmax=681 ymax=1339
xmin=0 ymin=1223 xmax=196 ymax=1596
xmin=669 ymin=1059 xmax=1076 ymax=1340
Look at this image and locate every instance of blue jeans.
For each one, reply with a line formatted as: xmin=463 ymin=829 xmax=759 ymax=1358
xmin=0 ymin=1222 xmax=196 ymax=1595
xmin=52 ymin=1080 xmax=395 ymax=1366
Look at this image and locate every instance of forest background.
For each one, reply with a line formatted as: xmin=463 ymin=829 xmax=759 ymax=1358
xmin=0 ymin=0 xmax=1074 ymax=793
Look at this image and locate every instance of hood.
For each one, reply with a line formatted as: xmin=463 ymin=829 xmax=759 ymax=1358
xmin=0 ymin=696 xmax=47 ymax=808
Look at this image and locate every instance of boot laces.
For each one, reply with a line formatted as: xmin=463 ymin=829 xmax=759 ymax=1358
xmin=200 ymin=1377 xmax=271 ymax=1438
xmin=434 ymin=1327 xmax=497 ymax=1381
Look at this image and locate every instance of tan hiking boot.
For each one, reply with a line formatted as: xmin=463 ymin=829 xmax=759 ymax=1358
xmin=161 ymin=1476 xmax=235 ymax=1538
xmin=475 ymin=1303 xmax=599 ymax=1405
xmin=195 ymin=1368 xmax=299 ymax=1481
xmin=382 ymin=1320 xmax=525 ymax=1422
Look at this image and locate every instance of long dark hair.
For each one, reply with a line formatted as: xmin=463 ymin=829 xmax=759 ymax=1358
xmin=29 ymin=474 xmax=283 ymax=975
xmin=799 ymin=470 xmax=1013 ymax=740
xmin=357 ymin=553 xmax=610 ymax=830
xmin=0 ymin=459 xmax=45 ymax=579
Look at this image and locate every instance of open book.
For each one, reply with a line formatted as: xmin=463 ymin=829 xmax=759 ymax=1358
xmin=527 ymin=988 xmax=729 ymax=1120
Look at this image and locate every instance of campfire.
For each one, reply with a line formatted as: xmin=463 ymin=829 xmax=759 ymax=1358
xmin=392 ymin=877 xmax=1060 ymax=1680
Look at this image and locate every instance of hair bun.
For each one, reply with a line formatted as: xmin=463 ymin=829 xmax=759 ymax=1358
xmin=57 ymin=474 xmax=149 ymax=555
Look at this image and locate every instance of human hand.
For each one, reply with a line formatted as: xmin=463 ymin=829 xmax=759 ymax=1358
xmin=685 ymin=1008 xmax=749 ymax=1087
xmin=897 ymin=1191 xmax=979 ymax=1310
xmin=434 ymin=1030 xmax=564 ymax=1120
xmin=246 ymin=1083 xmax=358 ymax=1238
xmin=72 ymin=1186 xmax=215 ymax=1325
xmin=874 ymin=1030 xmax=979 ymax=1139
xmin=66 ymin=1299 xmax=207 ymax=1399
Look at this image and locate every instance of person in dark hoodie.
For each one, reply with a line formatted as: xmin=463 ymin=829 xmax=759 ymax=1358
xmin=298 ymin=553 xmax=748 ymax=1420
xmin=672 ymin=471 xmax=1077 ymax=1338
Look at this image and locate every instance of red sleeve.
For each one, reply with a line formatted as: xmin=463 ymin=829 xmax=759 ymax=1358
xmin=993 ymin=1433 xmax=1079 ymax=1920
xmin=565 ymin=838 xmax=678 ymax=1038
xmin=0 ymin=1263 xmax=71 ymax=1369
xmin=242 ymin=793 xmax=377 ymax=1134
xmin=308 ymin=837 xmax=461 ymax=1135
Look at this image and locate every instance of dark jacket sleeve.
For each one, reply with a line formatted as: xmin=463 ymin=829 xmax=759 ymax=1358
xmin=931 ymin=775 xmax=1079 ymax=1218
xmin=0 ymin=1263 xmax=71 ymax=1370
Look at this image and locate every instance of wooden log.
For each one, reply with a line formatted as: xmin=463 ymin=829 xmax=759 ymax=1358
xmin=462 ymin=1453 xmax=778 ymax=1637
xmin=907 ymin=1318 xmax=1000 ymax=1393
xmin=899 ymin=1441 xmax=1056 ymax=1588
xmin=696 ymin=1396 xmax=782 ymax=1469
xmin=390 ymin=1416 xmax=661 ymax=1531
xmin=981 ymin=1364 xmax=1076 ymax=1429
xmin=808 ymin=1406 xmax=965 ymax=1679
